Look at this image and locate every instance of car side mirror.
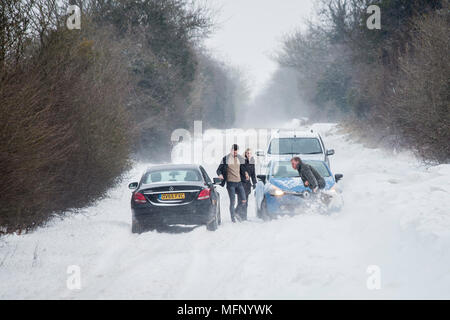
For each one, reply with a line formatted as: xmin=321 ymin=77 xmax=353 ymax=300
xmin=257 ymin=175 xmax=266 ymax=184
xmin=128 ymin=182 xmax=138 ymax=190
xmin=256 ymin=150 xmax=265 ymax=157
xmin=335 ymin=174 xmax=343 ymax=183
xmin=213 ymin=177 xmax=222 ymax=185
xmin=326 ymin=149 xmax=335 ymax=156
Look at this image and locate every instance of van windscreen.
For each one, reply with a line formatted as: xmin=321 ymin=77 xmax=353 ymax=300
xmin=268 ymin=138 xmax=322 ymax=155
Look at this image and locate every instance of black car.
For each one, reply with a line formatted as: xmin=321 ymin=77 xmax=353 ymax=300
xmin=128 ymin=164 xmax=222 ymax=233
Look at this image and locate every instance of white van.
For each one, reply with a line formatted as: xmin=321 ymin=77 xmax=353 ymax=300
xmin=256 ymin=129 xmax=335 ymax=167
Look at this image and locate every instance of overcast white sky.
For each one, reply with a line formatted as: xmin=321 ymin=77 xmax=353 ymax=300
xmin=205 ymin=0 xmax=315 ymax=98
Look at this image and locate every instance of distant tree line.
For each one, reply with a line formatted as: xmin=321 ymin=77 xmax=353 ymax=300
xmin=261 ymin=0 xmax=449 ymax=163
xmin=0 ymin=0 xmax=246 ymax=233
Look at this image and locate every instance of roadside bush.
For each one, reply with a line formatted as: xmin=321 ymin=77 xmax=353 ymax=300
xmin=0 ymin=24 xmax=131 ymax=233
xmin=386 ymin=9 xmax=450 ymax=162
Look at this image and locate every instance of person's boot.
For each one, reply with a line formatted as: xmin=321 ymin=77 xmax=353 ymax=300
xmin=242 ymin=203 xmax=248 ymax=221
xmin=234 ymin=205 xmax=243 ymax=222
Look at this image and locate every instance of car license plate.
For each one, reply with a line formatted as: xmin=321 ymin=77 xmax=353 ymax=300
xmin=160 ymin=193 xmax=185 ymax=200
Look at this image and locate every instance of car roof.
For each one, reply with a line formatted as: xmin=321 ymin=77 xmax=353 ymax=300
xmin=145 ymin=164 xmax=200 ymax=173
xmin=271 ymin=129 xmax=320 ymax=139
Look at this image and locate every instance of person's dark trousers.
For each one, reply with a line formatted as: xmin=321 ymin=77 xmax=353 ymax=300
xmin=226 ymin=181 xmax=246 ymax=222
xmin=242 ymin=181 xmax=252 ymax=220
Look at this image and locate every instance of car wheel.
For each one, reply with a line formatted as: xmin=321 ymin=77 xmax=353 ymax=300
xmin=132 ymin=219 xmax=143 ymax=234
xmin=256 ymin=201 xmax=262 ymax=219
xmin=217 ymin=199 xmax=222 ymax=225
xmin=259 ymin=197 xmax=271 ymax=221
xmin=206 ymin=215 xmax=218 ymax=231
xmin=207 ymin=206 xmax=219 ymax=231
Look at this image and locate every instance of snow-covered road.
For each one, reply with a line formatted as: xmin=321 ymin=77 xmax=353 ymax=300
xmin=1 ymin=123 xmax=449 ymax=299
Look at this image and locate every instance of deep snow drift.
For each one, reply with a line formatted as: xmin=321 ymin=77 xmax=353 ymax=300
xmin=1 ymin=123 xmax=449 ymax=299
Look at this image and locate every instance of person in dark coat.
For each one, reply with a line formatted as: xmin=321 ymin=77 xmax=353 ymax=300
xmin=216 ymin=144 xmax=249 ymax=222
xmin=242 ymin=148 xmax=257 ymax=220
xmin=290 ymin=157 xmax=326 ymax=192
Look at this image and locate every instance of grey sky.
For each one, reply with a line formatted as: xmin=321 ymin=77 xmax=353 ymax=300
xmin=205 ymin=0 xmax=315 ymax=98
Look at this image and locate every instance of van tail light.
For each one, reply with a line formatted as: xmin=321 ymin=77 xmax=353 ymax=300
xmin=133 ymin=192 xmax=147 ymax=204
xmin=197 ymin=188 xmax=210 ymax=200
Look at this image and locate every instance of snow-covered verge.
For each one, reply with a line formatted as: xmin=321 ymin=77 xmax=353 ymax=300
xmin=1 ymin=123 xmax=449 ymax=299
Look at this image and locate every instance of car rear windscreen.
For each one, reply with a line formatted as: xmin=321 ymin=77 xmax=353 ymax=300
xmin=268 ymin=138 xmax=322 ymax=155
xmin=143 ymin=169 xmax=202 ymax=184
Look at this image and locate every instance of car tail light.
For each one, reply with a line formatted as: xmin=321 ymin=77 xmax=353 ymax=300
xmin=133 ymin=192 xmax=147 ymax=204
xmin=197 ymin=188 xmax=210 ymax=200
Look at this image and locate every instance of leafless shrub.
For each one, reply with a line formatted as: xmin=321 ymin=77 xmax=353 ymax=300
xmin=385 ymin=4 xmax=449 ymax=163
xmin=0 ymin=15 xmax=131 ymax=232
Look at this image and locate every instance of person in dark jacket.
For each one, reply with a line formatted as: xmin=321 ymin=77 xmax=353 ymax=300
xmin=242 ymin=148 xmax=257 ymax=220
xmin=290 ymin=157 xmax=326 ymax=192
xmin=217 ymin=144 xmax=249 ymax=222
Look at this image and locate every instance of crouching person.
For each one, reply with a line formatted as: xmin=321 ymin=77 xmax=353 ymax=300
xmin=290 ymin=157 xmax=325 ymax=192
